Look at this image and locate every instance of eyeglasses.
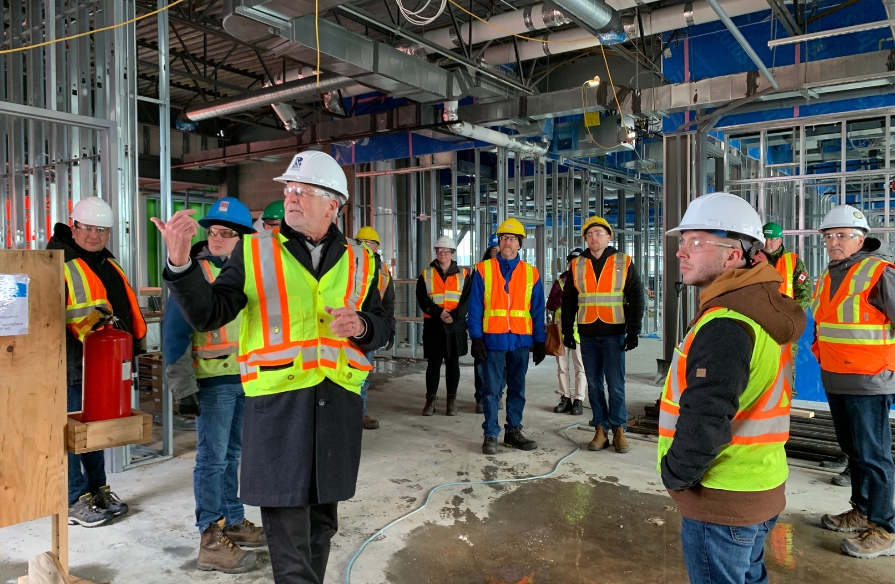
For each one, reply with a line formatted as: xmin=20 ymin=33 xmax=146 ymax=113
xmin=73 ymin=223 xmax=110 ymax=235
xmin=362 ymin=239 xmax=378 ymax=247
xmin=822 ymin=232 xmax=861 ymax=243
xmin=498 ymin=235 xmax=518 ymax=242
xmin=283 ymin=184 xmax=336 ymax=200
xmin=678 ymin=238 xmax=736 ymax=253
xmin=435 ymin=248 xmax=454 ymax=255
xmin=207 ymin=227 xmax=240 ymax=239
xmin=584 ymin=229 xmax=610 ymax=239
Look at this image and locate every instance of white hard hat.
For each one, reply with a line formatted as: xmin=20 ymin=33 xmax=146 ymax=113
xmin=274 ymin=151 xmax=349 ymax=203
xmin=666 ymin=192 xmax=765 ymax=246
xmin=71 ymin=197 xmax=114 ymax=228
xmin=818 ymin=204 xmax=870 ymax=233
xmin=434 ymin=235 xmax=457 ymax=250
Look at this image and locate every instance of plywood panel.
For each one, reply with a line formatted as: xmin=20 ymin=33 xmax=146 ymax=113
xmin=0 ymin=250 xmax=66 ymax=528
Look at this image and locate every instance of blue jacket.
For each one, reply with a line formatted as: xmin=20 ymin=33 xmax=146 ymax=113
xmin=467 ymin=255 xmax=546 ymax=351
xmin=162 ymin=246 xmax=240 ymax=399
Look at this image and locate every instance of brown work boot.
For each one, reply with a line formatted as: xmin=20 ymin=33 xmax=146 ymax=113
xmin=612 ymin=427 xmax=630 ymax=453
xmin=840 ymin=526 xmax=895 ymax=559
xmin=588 ymin=427 xmax=609 ymax=451
xmin=422 ymin=394 xmax=437 ymax=416
xmin=446 ymin=395 xmax=458 ymax=416
xmin=198 ymin=523 xmax=257 ymax=573
xmin=822 ymin=508 xmax=872 ymax=533
xmin=224 ymin=518 xmax=266 ymax=547
xmin=362 ymin=414 xmax=380 ymax=429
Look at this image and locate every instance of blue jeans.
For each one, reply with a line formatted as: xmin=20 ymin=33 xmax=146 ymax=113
xmin=194 ymin=377 xmax=245 ymax=533
xmin=67 ymin=383 xmax=106 ymax=505
xmin=827 ymin=392 xmax=895 ymax=533
xmin=481 ymin=347 xmax=529 ymax=437
xmin=579 ymin=334 xmax=627 ymax=431
xmin=360 ymin=350 xmax=375 ymax=415
xmin=681 ymin=515 xmax=778 ymax=584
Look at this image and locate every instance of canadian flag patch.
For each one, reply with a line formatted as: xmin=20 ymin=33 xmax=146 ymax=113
xmin=797 ymin=271 xmax=807 ymax=283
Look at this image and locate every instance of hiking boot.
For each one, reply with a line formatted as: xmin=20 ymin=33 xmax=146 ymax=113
xmin=840 ymin=526 xmax=895 ymax=559
xmin=198 ymin=523 xmax=257 ymax=573
xmin=554 ymin=396 xmax=572 ymax=413
xmin=422 ymin=395 xmax=437 ymax=416
xmin=504 ymin=428 xmax=538 ymax=451
xmin=822 ymin=508 xmax=871 ymax=533
xmin=832 ymin=467 xmax=851 ymax=487
xmin=588 ymin=427 xmax=610 ymax=451
xmin=446 ymin=395 xmax=458 ymax=416
xmin=570 ymin=400 xmax=583 ymax=416
xmin=224 ymin=518 xmax=267 ymax=547
xmin=68 ymin=493 xmax=113 ymax=528
xmin=482 ymin=437 xmax=498 ymax=455
xmin=475 ymin=401 xmax=483 ymax=414
xmin=613 ymin=427 xmax=630 ymax=453
xmin=92 ymin=485 xmax=128 ymax=518
xmin=362 ymin=414 xmax=380 ymax=430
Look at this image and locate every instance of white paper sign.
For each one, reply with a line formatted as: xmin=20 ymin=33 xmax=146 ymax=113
xmin=0 ymin=274 xmax=29 ymax=336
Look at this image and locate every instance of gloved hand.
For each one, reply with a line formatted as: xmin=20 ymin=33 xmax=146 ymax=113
xmin=624 ymin=333 xmax=639 ymax=352
xmin=533 ymin=342 xmax=546 ymax=365
xmin=177 ymin=393 xmax=200 ymax=416
xmin=384 ymin=331 xmax=395 ymax=351
xmin=563 ymin=336 xmax=577 ymax=350
xmin=471 ymin=338 xmax=488 ymax=362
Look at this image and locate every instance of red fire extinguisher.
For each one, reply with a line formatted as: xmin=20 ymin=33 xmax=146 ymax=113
xmin=81 ymin=315 xmax=133 ymax=423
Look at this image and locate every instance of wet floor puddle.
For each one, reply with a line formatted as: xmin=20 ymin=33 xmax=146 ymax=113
xmin=384 ymin=478 xmax=895 ymax=583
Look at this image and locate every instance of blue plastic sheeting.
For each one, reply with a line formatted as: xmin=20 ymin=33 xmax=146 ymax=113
xmin=331 ymin=132 xmax=487 ymax=165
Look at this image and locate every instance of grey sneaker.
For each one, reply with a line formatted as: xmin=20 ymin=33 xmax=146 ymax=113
xmin=93 ymin=485 xmax=129 ymax=517
xmin=68 ymin=493 xmax=113 ymax=527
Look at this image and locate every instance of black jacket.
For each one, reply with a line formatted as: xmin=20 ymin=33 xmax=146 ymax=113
xmin=374 ymin=251 xmax=396 ymax=339
xmin=561 ymin=247 xmax=645 ymax=338
xmin=416 ymin=260 xmax=472 ymax=359
xmin=47 ymin=223 xmax=141 ymax=385
xmin=164 ymin=223 xmax=390 ymax=507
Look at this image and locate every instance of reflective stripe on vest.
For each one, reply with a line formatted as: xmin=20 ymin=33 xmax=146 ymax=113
xmin=238 ymin=229 xmax=375 ymax=397
xmin=775 ymin=252 xmax=797 ymax=298
xmin=477 ymin=258 xmax=536 ymax=334
xmin=191 ymin=260 xmax=241 ymax=378
xmin=63 ymin=257 xmax=147 ymax=342
xmin=379 ymin=263 xmax=392 ymax=298
xmin=811 ymin=257 xmax=895 ymax=375
xmin=422 ymin=266 xmax=467 ymax=316
xmin=656 ymin=307 xmax=791 ymax=492
xmin=572 ymin=252 xmax=630 ymax=324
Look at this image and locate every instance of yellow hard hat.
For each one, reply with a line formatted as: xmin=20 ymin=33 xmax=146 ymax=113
xmin=355 ymin=225 xmax=380 ymax=243
xmin=582 ymin=215 xmax=612 ymax=237
xmin=497 ymin=217 xmax=526 ymax=238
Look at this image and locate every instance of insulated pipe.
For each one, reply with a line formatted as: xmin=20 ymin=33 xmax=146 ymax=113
xmin=423 ymin=4 xmax=572 ymax=50
xmin=179 ymin=73 xmax=355 ymax=122
xmin=270 ymin=102 xmax=304 ymax=133
xmin=549 ymin=0 xmax=621 ymax=36
xmin=481 ymin=0 xmax=767 ymax=65
xmin=443 ymin=101 xmax=549 ymax=155
xmin=703 ymin=0 xmax=778 ymax=89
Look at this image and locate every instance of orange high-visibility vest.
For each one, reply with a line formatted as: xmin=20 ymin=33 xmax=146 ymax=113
xmin=658 ymin=307 xmax=791 ymax=491
xmin=422 ymin=265 xmax=467 ymax=317
xmin=477 ymin=258 xmax=537 ymax=334
xmin=63 ymin=257 xmax=147 ymax=342
xmin=811 ymin=257 xmax=895 ymax=375
xmin=571 ymin=252 xmax=631 ymax=324
xmin=775 ymin=252 xmax=797 ymax=298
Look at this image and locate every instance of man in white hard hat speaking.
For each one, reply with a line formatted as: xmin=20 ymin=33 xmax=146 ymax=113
xmin=658 ymin=193 xmax=805 ymax=583
xmin=812 ymin=204 xmax=895 ymax=559
xmin=47 ymin=197 xmax=146 ymax=528
xmin=153 ymin=151 xmax=390 ymax=582
xmin=416 ymin=235 xmax=471 ymax=416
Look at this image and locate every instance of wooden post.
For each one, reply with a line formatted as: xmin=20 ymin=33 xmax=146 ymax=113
xmin=0 ymin=250 xmax=68 ymax=572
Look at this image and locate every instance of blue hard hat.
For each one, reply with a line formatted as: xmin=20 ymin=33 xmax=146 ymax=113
xmin=198 ymin=197 xmax=256 ymax=235
xmin=488 ymin=234 xmax=499 ymax=247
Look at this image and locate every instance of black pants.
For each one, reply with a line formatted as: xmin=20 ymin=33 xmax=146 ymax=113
xmin=261 ymin=503 xmax=339 ymax=583
xmin=426 ymin=354 xmax=460 ymax=395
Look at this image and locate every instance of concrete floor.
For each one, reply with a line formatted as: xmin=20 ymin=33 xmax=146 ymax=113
xmin=2 ymin=337 xmax=893 ymax=583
